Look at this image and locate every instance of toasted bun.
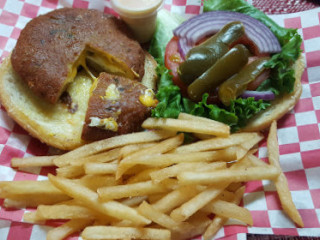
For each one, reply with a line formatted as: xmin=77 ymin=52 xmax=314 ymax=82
xmin=242 ymin=55 xmax=305 ymax=132
xmin=11 ymin=8 xmax=146 ymax=104
xmin=0 ymin=52 xmax=157 ymax=150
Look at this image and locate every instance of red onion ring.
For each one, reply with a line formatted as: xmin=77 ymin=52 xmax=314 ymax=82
xmin=240 ymin=90 xmax=275 ymax=101
xmin=173 ymin=11 xmax=281 ymax=58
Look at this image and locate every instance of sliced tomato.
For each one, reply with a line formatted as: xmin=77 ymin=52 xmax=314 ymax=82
xmin=164 ymin=36 xmax=188 ymax=96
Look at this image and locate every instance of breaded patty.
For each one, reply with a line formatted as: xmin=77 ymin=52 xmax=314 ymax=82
xmin=82 ymin=73 xmax=151 ymax=141
xmin=11 ymin=8 xmax=145 ymax=103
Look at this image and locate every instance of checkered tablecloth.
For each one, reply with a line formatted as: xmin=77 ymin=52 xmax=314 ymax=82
xmin=0 ymin=1 xmax=320 ymax=240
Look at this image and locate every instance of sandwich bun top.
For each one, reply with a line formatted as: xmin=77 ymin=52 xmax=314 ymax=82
xmin=11 ymin=8 xmax=146 ymax=104
xmin=0 ymin=8 xmax=158 ymax=150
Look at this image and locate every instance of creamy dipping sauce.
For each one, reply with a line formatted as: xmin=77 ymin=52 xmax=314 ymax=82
xmin=116 ymin=0 xmax=161 ymax=12
xmin=111 ymin=0 xmax=163 ymax=43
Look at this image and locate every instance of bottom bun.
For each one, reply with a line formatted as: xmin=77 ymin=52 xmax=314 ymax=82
xmin=0 ymin=52 xmax=157 ymax=150
xmin=0 ymin=57 xmax=90 ymax=150
xmin=242 ymin=55 xmax=305 ymax=132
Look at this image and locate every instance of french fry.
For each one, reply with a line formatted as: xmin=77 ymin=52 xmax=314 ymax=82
xmin=178 ymin=166 xmax=280 ymax=185
xmin=268 ymin=121 xmax=304 ymax=227
xmin=121 ymin=196 xmax=148 ymax=207
xmin=245 ymin=153 xmax=269 ymax=167
xmin=76 ymin=175 xmax=116 ymax=190
xmin=170 ymin=183 xmax=228 ymax=222
xmin=203 ymin=186 xmax=245 ymax=240
xmin=173 ymin=132 xmax=261 ymax=153
xmin=98 ymin=180 xmax=168 ymax=200
xmin=147 ymin=193 xmax=167 ymax=204
xmin=203 ymin=215 xmax=226 ymax=240
xmin=240 ymin=132 xmax=264 ymax=150
xmin=23 ymin=211 xmax=44 ymax=223
xmin=0 ymin=180 xmax=58 ymax=196
xmin=47 ymin=219 xmax=93 ymax=240
xmin=11 ymin=155 xmax=56 ymax=168
xmin=202 ymin=199 xmax=253 ymax=225
xmin=0 ymin=125 xmax=304 ymax=240
xmin=3 ymin=195 xmax=71 ymax=208
xmin=81 ymin=226 xmax=171 ymax=240
xmin=229 ymin=153 xmax=254 ymax=169
xmin=117 ymin=148 xmax=236 ymax=179
xmin=56 ymin=165 xmax=85 ymax=178
xmin=121 ymin=133 xmax=184 ymax=160
xmin=127 ymin=168 xmax=159 ymax=184
xmin=172 ymin=211 xmax=211 ymax=240
xmin=71 ymin=148 xmax=121 ymax=166
xmin=234 ymin=133 xmax=264 ymax=160
xmin=114 ymin=219 xmax=138 ymax=227
xmin=151 ymin=185 xmax=200 ymax=214
xmin=217 ymin=190 xmax=236 ymax=202
xmin=53 ymin=130 xmax=176 ymax=167
xmin=116 ymin=134 xmax=185 ymax=179
xmin=150 ymin=162 xmax=226 ymax=184
xmin=36 ymin=204 xmax=98 ymax=220
xmin=160 ymin=178 xmax=179 ymax=190
xmin=192 ymin=132 xmax=215 ymax=140
xmin=84 ymin=162 xmax=118 ymax=175
xmin=48 ymin=174 xmax=151 ymax=226
xmin=120 ymin=143 xmax=157 ymax=158
xmin=138 ymin=201 xmax=192 ymax=232
xmin=178 ymin=112 xmax=230 ymax=130
xmin=142 ymin=117 xmax=230 ymax=137
xmin=226 ymin=182 xmax=244 ymax=192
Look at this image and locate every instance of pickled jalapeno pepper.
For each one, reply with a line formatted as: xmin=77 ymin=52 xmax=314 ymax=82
xmin=187 ymin=44 xmax=250 ymax=102
xmin=218 ymin=57 xmax=270 ymax=106
xmin=178 ymin=43 xmax=229 ymax=84
xmin=179 ymin=22 xmax=245 ymax=85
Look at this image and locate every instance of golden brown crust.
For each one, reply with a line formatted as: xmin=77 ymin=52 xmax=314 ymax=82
xmin=82 ymin=73 xmax=151 ymax=141
xmin=11 ymin=8 xmax=145 ymax=104
xmin=0 ymin=51 xmax=157 ymax=150
xmin=242 ymin=55 xmax=305 ymax=132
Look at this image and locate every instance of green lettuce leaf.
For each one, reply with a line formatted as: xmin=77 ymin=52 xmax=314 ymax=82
xmin=228 ymin=98 xmax=271 ymax=132
xmin=190 ymin=94 xmax=238 ymax=126
xmin=151 ymin=65 xmax=198 ymax=118
xmin=149 ymin=10 xmax=184 ymax=65
xmin=265 ymin=34 xmax=302 ymax=93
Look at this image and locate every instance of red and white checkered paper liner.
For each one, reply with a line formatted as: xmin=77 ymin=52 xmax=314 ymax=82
xmin=0 ymin=0 xmax=320 ymax=239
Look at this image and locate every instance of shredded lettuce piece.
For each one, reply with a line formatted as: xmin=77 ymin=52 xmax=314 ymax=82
xmin=189 ymin=94 xmax=238 ymax=126
xmin=228 ymin=97 xmax=271 ymax=132
xmin=264 ymin=34 xmax=302 ymax=93
xmin=149 ymin=10 xmax=185 ymax=65
xmin=151 ymin=65 xmax=194 ymax=118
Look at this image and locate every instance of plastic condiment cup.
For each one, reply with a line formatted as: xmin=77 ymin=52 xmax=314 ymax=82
xmin=110 ymin=0 xmax=164 ymax=43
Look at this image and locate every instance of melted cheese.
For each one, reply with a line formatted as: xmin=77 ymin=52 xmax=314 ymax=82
xmin=139 ymin=89 xmax=158 ymax=107
xmin=89 ymin=117 xmax=118 ymax=132
xmin=86 ymin=46 xmax=138 ymax=79
xmin=66 ymin=45 xmax=139 ymax=98
xmin=102 ymin=84 xmax=120 ymax=101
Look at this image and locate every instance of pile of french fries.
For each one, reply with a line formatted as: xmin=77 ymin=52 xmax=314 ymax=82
xmin=0 ymin=113 xmax=303 ymax=240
